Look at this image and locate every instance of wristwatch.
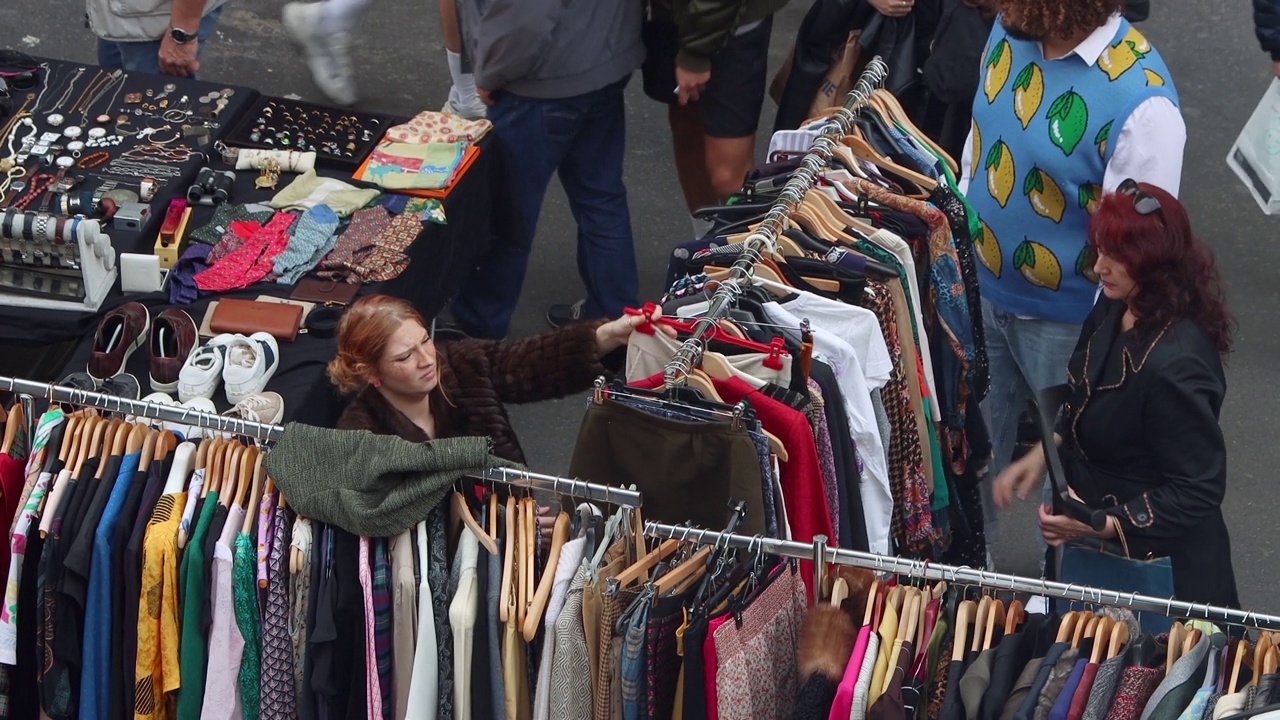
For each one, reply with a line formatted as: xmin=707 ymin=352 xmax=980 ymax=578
xmin=169 ymin=25 xmax=197 ymax=44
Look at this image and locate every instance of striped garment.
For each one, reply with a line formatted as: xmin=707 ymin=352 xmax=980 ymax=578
xmin=372 ymin=537 xmax=394 ymax=719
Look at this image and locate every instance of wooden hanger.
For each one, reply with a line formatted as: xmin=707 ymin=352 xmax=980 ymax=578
xmin=1230 ymin=639 xmax=1251 ymax=693
xmin=614 ymin=538 xmax=678 ymax=589
xmin=1255 ymin=635 xmax=1274 ymax=687
xmin=124 ymin=423 xmax=148 ymax=455
xmin=1264 ymin=642 xmax=1279 ymax=677
xmin=452 ymin=491 xmax=499 ymax=555
xmin=202 ymin=438 xmax=225 ymax=499
xmin=58 ymin=413 xmax=84 ymax=465
xmin=153 ymin=431 xmax=176 ymax=465
xmin=801 ymin=187 xmax=881 ymax=243
xmin=870 ymin=89 xmax=958 ymax=175
xmin=971 ymin=595 xmax=991 ymax=653
xmin=838 ymin=135 xmax=937 ymax=193
xmin=138 ymin=429 xmax=159 ymax=472
xmin=1182 ymin=628 xmax=1201 ymax=659
xmin=1165 ymin=622 xmax=1185 ymax=674
xmin=517 ymin=497 xmax=535 ymax=628
xmin=499 ymin=495 xmax=516 ymax=623
xmin=1071 ymin=611 xmax=1094 ymax=649
xmin=952 ymin=599 xmax=977 ymax=661
xmin=1005 ymin=599 xmax=1025 ymax=635
xmin=522 ymin=511 xmax=570 ymax=641
xmin=699 ymin=351 xmax=737 ymax=383
xmin=1107 ymin=619 xmax=1129 ymax=660
xmin=194 ymin=437 xmax=213 ymax=473
xmin=982 ymin=599 xmax=1006 ymax=651
xmin=653 ymin=542 xmax=710 ymax=596
xmin=223 ymin=443 xmax=247 ymax=507
xmin=240 ymin=449 xmax=264 ymax=534
xmin=830 ymin=576 xmax=850 ymax=607
xmin=1091 ymin=617 xmax=1115 ymax=664
xmin=1055 ymin=611 xmax=1080 ymax=645
xmin=684 ymin=369 xmax=725 ymax=403
xmin=1 ymin=402 xmax=23 ymax=457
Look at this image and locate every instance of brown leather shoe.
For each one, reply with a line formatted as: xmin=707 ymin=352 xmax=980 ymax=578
xmin=149 ymin=308 xmax=197 ymax=392
xmin=88 ymin=302 xmax=150 ymax=381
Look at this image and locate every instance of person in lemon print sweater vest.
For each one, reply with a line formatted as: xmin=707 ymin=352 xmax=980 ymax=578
xmin=958 ymin=0 xmax=1185 ymax=559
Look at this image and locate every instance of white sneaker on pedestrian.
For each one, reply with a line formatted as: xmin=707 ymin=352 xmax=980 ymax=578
xmin=282 ymin=2 xmax=357 ymax=106
xmin=441 ymin=86 xmax=487 ymax=121
xmin=224 ymin=392 xmax=285 ymax=426
xmin=178 ymin=334 xmax=233 ymax=402
xmin=223 ymin=332 xmax=280 ymax=405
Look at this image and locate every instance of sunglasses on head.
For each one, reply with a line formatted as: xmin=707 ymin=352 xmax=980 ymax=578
xmin=1117 ymin=178 xmax=1163 ymax=221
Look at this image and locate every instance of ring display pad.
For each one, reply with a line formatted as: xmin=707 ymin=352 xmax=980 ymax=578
xmin=0 ymin=218 xmax=116 ymax=311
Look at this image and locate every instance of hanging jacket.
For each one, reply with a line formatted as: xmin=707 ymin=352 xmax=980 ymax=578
xmin=1255 ymin=0 xmax=1280 ymax=59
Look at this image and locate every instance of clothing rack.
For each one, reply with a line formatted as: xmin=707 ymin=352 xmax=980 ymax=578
xmin=643 ymin=521 xmax=1280 ymax=632
xmin=0 ymin=374 xmax=643 ymax=507
xmin=661 ymin=55 xmax=889 ymax=388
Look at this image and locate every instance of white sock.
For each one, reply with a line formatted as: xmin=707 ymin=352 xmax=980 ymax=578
xmin=691 ymin=215 xmax=714 ymax=240
xmin=447 ymin=50 xmax=478 ymax=103
xmin=322 ymin=0 xmax=372 ymax=34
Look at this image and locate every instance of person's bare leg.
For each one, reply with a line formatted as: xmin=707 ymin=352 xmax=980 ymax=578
xmin=704 ymin=134 xmax=755 ymax=202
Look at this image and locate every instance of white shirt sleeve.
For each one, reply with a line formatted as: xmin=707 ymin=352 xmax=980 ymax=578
xmin=1101 ymin=96 xmax=1186 ymax=197
xmin=959 ymin=96 xmax=1183 ymax=198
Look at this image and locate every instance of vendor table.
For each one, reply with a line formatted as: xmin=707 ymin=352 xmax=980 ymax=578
xmin=0 ymin=58 xmax=518 ymax=426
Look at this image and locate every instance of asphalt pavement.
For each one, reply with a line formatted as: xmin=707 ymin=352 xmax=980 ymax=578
xmin=2 ymin=0 xmax=1276 ymax=614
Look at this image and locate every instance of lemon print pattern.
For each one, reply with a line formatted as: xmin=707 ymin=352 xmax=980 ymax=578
xmin=1094 ymin=121 xmax=1112 ymax=161
xmin=984 ymin=39 xmax=1012 ymax=104
xmin=1023 ymin=167 xmax=1066 ymax=223
xmin=974 ymin=220 xmax=1002 ymax=278
xmin=985 ymin=139 xmax=1015 ymax=208
xmin=1078 ymin=183 xmax=1102 ymax=214
xmin=1123 ymin=26 xmax=1152 ymax=54
xmin=1144 ymin=68 xmax=1165 ymax=86
xmin=1099 ymin=37 xmax=1145 ymax=81
xmin=1013 ymin=240 xmax=1062 ymax=291
xmin=1012 ymin=62 xmax=1044 ymax=130
xmin=1046 ymin=89 xmax=1088 ymax=156
xmin=1075 ymin=245 xmax=1100 ymax=284
xmin=971 ymin=119 xmax=982 ymax=179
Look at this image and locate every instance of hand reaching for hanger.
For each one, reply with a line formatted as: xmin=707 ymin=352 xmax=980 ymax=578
xmin=594 ymin=305 xmax=677 ymax=358
xmin=868 ymin=0 xmax=914 ymax=17
xmin=992 ymin=445 xmax=1047 ymax=509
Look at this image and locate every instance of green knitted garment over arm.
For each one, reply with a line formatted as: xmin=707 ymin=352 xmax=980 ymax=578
xmin=262 ymin=423 xmax=523 ymax=537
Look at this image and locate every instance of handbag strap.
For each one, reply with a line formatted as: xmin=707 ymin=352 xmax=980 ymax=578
xmin=1030 ymin=386 xmax=1109 ymax=532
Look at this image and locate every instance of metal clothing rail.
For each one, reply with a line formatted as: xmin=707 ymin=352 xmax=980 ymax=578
xmin=661 ymin=56 xmax=890 ymax=388
xmin=1 ymin=373 xmax=285 ymax=442
xmin=477 ymin=468 xmax=642 ymax=509
xmin=0 ymin=375 xmax=645 ymax=508
xmin=644 ymin=521 xmax=1280 ymax=632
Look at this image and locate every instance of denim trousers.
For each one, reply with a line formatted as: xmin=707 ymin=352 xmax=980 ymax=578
xmin=978 ymin=298 xmax=1082 ymax=546
xmin=451 ymin=76 xmax=639 ymax=339
xmin=96 ymin=7 xmax=222 ymax=77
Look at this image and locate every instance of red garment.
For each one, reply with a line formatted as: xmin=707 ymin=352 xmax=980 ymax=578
xmin=195 ymin=212 xmax=297 ymax=291
xmin=704 ymin=613 xmax=731 ymax=720
xmin=0 ymin=453 xmax=27 ymax=576
xmin=631 ymin=372 xmax=833 ymax=599
xmin=1067 ymin=663 xmax=1100 ymax=720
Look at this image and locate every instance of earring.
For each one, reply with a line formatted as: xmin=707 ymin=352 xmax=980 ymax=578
xmin=372 ymin=379 xmax=382 ymax=388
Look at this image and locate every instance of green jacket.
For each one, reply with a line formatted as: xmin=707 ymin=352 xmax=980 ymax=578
xmin=650 ymin=0 xmax=789 ymax=73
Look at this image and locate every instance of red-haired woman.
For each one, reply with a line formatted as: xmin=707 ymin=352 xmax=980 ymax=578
xmin=993 ymin=180 xmax=1239 ymax=608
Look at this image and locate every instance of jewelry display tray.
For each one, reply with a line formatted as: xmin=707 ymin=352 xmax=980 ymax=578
xmin=224 ymin=96 xmax=396 ymax=170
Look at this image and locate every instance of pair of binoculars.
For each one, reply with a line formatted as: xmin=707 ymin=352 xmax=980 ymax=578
xmin=186 ymin=167 xmax=236 ymax=205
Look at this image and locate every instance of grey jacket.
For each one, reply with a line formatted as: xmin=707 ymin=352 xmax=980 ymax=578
xmin=457 ymin=0 xmax=644 ymax=99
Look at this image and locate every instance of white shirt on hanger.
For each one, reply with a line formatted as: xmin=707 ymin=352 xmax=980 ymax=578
xmin=762 ymin=301 xmax=894 ymax=555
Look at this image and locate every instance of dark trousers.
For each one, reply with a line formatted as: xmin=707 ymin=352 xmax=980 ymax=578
xmin=568 ymin=398 xmax=766 ymax=536
xmin=451 ymin=77 xmax=639 ymax=338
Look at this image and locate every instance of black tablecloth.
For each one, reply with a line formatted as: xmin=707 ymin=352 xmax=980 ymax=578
xmin=2 ymin=62 xmax=519 ymax=428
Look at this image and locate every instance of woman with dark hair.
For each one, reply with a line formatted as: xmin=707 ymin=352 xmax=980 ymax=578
xmin=992 ymin=180 xmax=1239 ymax=608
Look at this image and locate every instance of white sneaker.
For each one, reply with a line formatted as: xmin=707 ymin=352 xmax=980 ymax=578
xmin=441 ymin=86 xmax=487 ymax=121
xmin=177 ymin=397 xmax=219 ymax=440
xmin=178 ymin=334 xmax=234 ymax=402
xmin=282 ymin=2 xmax=357 ymax=106
xmin=223 ymin=332 xmax=279 ymax=405
xmin=224 ymin=392 xmax=285 ymax=426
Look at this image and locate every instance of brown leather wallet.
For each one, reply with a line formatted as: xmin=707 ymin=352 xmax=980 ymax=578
xmin=209 ymin=298 xmax=304 ymax=341
xmin=290 ymin=277 xmax=361 ymax=306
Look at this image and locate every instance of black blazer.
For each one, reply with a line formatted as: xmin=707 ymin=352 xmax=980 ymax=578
xmin=1060 ymin=297 xmax=1238 ymax=607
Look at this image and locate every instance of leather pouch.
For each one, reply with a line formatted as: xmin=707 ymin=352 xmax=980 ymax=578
xmin=209 ymin=298 xmax=304 ymax=341
xmin=290 ymin=277 xmax=360 ymax=306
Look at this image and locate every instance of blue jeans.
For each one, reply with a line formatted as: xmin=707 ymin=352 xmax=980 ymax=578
xmin=96 ymin=7 xmax=222 ymax=77
xmin=978 ymin=298 xmax=1082 ymax=546
xmin=452 ymin=77 xmax=639 ymax=339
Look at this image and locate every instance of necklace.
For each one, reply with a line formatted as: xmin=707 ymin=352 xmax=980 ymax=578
xmin=81 ymin=72 xmax=126 ymax=124
xmin=29 ymin=63 xmax=53 ymax=111
xmin=66 ymin=70 xmax=108 ymax=116
xmin=48 ymin=68 xmax=85 ymax=113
